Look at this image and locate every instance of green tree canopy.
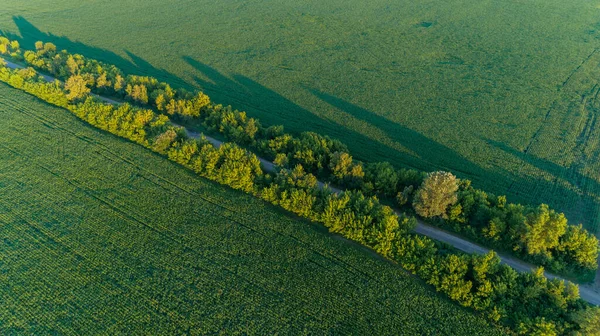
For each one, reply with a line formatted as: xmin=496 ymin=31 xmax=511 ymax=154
xmin=64 ymin=75 xmax=90 ymax=101
xmin=558 ymin=224 xmax=599 ymax=270
xmin=521 ymin=204 xmax=567 ymax=257
xmin=413 ymin=171 xmax=459 ymax=218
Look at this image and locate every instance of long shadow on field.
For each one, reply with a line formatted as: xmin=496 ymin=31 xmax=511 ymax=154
xmin=309 ymin=90 xmax=600 ymax=232
xmin=486 ymin=139 xmax=600 ymax=200
xmin=309 ymin=89 xmax=484 ymax=177
xmin=3 ymin=17 xmax=597 ymax=233
xmin=182 ymin=56 xmax=428 ymax=168
xmin=0 ymin=16 xmax=189 ymax=89
xmin=183 ymin=55 xmax=333 ymax=130
xmin=487 ymin=138 xmax=599 ymax=231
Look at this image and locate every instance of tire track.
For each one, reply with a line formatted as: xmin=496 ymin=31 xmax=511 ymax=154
xmin=507 ymin=48 xmax=599 ymax=194
xmin=0 ymin=143 xmax=304 ymax=326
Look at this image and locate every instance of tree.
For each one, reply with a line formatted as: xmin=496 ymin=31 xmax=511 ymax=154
xmin=66 ymin=55 xmax=79 ymax=75
xmin=155 ymin=93 xmax=166 ymax=111
xmin=114 ymin=74 xmax=125 ymax=92
xmin=152 ymin=129 xmax=178 ymax=154
xmin=64 ymin=75 xmax=90 ymax=101
xmin=168 ymin=139 xmax=199 ymax=165
xmin=413 ymin=171 xmax=459 ymax=218
xmin=273 ymin=153 xmax=288 ymax=167
xmin=396 ymin=185 xmax=413 ymax=206
xmin=517 ymin=318 xmax=558 ymax=336
xmin=365 ymin=162 xmax=398 ymax=196
xmin=329 ymin=152 xmax=353 ymax=178
xmin=329 ymin=151 xmax=364 ymax=186
xmin=470 ymin=251 xmax=500 ymax=311
xmin=130 ymin=84 xmax=148 ymax=104
xmin=521 ymin=204 xmax=567 ymax=256
xmin=244 ymin=118 xmax=259 ymax=142
xmin=482 ymin=217 xmax=506 ymax=241
xmin=558 ymin=224 xmax=599 ymax=270
xmin=429 ymin=254 xmax=473 ymax=306
xmin=571 ymin=307 xmax=600 ymax=336
xmin=9 ymin=40 xmax=19 ymax=52
xmin=96 ymin=72 xmax=110 ymax=89
xmin=42 ymin=42 xmax=56 ymax=55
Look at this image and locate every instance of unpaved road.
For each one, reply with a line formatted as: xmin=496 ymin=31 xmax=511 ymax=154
xmin=4 ymin=58 xmax=600 ymax=306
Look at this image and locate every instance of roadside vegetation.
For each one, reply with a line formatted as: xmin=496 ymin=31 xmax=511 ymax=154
xmin=3 ymin=37 xmax=595 ymax=281
xmin=1 ymin=39 xmax=599 ymax=335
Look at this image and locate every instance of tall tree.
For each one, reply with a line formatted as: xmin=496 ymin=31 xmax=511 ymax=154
xmin=558 ymin=224 xmax=599 ymax=270
xmin=66 ymin=55 xmax=79 ymax=75
xmin=64 ymin=75 xmax=90 ymax=101
xmin=521 ymin=204 xmax=567 ymax=256
xmin=413 ymin=171 xmax=459 ymax=218
xmin=571 ymin=307 xmax=600 ymax=336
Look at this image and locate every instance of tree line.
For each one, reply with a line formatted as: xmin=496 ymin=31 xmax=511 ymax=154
xmin=8 ymin=38 xmax=596 ymax=280
xmin=2 ymin=39 xmax=600 ymax=334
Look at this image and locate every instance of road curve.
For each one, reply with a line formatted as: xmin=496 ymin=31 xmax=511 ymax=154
xmin=3 ymin=58 xmax=600 ymax=306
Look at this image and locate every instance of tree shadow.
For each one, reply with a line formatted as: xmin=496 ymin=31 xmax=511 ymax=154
xmin=308 ymin=88 xmax=485 ymax=177
xmin=182 ymin=55 xmax=421 ymax=164
xmin=2 ymin=16 xmax=597 ymax=233
xmin=307 ymin=90 xmax=599 ymax=231
xmin=1 ymin=16 xmax=185 ymax=88
xmin=485 ymin=139 xmax=600 ymax=193
xmin=183 ymin=57 xmax=513 ymax=190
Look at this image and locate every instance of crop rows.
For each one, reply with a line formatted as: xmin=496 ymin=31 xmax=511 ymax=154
xmin=0 ymin=83 xmax=506 ymax=334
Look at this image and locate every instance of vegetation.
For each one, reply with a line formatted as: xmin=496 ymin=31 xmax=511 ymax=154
xmin=1 ymin=47 xmax=598 ymax=335
xmin=2 ymin=37 xmax=595 ymax=280
xmin=0 ymin=83 xmax=510 ymax=334
xmin=413 ymin=171 xmax=459 ymax=218
xmin=2 ymin=0 xmax=600 ymax=236
xmin=441 ymin=181 xmax=599 ymax=280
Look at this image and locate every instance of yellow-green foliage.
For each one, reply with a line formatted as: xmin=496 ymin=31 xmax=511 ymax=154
xmin=413 ymin=171 xmax=459 ymax=218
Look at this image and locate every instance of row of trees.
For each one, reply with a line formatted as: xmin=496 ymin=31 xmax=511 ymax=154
xmin=414 ymin=172 xmax=599 ymax=275
xmin=0 ymin=37 xmax=20 ymax=58
xmin=2 ymin=43 xmax=599 ymax=334
xmin=20 ymin=38 xmax=596 ymax=278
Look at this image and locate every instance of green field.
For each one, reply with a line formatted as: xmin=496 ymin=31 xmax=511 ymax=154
xmin=2 ymin=0 xmax=600 ymax=234
xmin=0 ymin=82 xmax=507 ymax=334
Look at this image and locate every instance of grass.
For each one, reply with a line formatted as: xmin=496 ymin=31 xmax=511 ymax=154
xmin=0 ymin=82 xmax=508 ymax=334
xmin=1 ymin=1 xmax=600 ymax=234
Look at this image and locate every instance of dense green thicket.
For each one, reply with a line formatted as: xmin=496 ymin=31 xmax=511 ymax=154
xmin=1 ymin=49 xmax=599 ymax=335
xmin=444 ymin=180 xmax=599 ymax=275
xmin=5 ymin=38 xmax=596 ymax=280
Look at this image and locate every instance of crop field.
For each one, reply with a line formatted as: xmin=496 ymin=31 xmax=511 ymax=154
xmin=2 ymin=0 xmax=600 ymax=233
xmin=0 ymin=82 xmax=508 ymax=334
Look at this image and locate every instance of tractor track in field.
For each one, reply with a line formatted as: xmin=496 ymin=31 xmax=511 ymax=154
xmin=4 ymin=100 xmax=391 ymax=300
xmin=3 ymin=58 xmax=600 ymax=306
xmin=0 ymin=142 xmax=311 ymax=325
